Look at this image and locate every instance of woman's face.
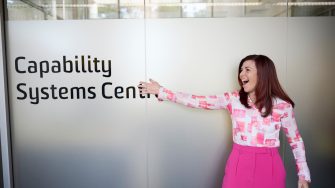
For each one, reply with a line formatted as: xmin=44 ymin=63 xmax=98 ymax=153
xmin=239 ymin=60 xmax=258 ymax=95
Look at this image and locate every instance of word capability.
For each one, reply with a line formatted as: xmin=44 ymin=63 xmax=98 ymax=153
xmin=15 ymin=55 xmax=112 ymax=78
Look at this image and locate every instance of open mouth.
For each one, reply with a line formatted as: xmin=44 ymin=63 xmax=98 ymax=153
xmin=242 ymin=80 xmax=249 ymax=85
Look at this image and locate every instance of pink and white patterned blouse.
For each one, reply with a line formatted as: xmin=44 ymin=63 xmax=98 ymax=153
xmin=157 ymin=87 xmax=311 ymax=182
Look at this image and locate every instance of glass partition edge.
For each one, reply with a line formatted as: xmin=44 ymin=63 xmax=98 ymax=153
xmin=0 ymin=0 xmax=13 ymax=188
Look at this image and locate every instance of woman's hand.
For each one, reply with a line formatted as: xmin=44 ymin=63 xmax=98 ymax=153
xmin=298 ymin=178 xmax=309 ymax=188
xmin=138 ymin=78 xmax=161 ymax=95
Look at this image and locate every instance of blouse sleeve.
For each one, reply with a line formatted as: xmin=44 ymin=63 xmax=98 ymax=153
xmin=281 ymin=104 xmax=311 ymax=182
xmin=157 ymin=87 xmax=232 ymax=110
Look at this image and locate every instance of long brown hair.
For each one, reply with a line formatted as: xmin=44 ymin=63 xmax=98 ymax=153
xmin=238 ymin=55 xmax=294 ymax=117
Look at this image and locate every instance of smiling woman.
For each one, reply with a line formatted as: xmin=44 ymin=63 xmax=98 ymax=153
xmin=238 ymin=55 xmax=295 ymax=118
xmin=239 ymin=59 xmax=257 ymax=100
xmin=139 ymin=55 xmax=311 ymax=188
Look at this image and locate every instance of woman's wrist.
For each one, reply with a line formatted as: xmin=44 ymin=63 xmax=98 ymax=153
xmin=156 ymin=86 xmax=162 ymax=94
xmin=299 ymin=176 xmax=310 ymax=183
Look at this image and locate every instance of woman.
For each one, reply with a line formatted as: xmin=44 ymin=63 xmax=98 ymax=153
xmin=138 ymin=55 xmax=310 ymax=188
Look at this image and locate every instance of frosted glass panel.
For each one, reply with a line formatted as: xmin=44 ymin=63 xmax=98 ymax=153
xmin=7 ymin=20 xmax=148 ymax=188
xmin=285 ymin=17 xmax=335 ymax=188
xmin=5 ymin=17 xmax=335 ymax=188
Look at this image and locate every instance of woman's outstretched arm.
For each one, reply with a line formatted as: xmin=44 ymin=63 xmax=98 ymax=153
xmin=138 ymin=79 xmax=232 ymax=110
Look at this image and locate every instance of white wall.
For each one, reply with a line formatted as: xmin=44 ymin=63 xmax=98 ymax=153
xmin=285 ymin=17 xmax=335 ymax=188
xmin=5 ymin=17 xmax=335 ymax=188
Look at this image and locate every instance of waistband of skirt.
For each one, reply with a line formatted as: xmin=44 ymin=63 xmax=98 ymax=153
xmin=233 ymin=143 xmax=279 ymax=154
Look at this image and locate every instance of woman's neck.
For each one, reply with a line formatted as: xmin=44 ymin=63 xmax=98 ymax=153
xmin=248 ymin=92 xmax=256 ymax=103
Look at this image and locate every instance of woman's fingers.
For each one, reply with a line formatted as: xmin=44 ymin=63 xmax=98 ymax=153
xmin=149 ymin=78 xmax=157 ymax=84
xmin=303 ymin=182 xmax=309 ymax=188
xmin=298 ymin=180 xmax=309 ymax=188
xmin=139 ymin=81 xmax=147 ymax=86
xmin=137 ymin=82 xmax=146 ymax=93
xmin=138 ymin=79 xmax=160 ymax=94
xmin=137 ymin=81 xmax=151 ymax=94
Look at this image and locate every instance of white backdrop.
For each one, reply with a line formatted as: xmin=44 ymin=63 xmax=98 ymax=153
xmin=7 ymin=17 xmax=335 ymax=188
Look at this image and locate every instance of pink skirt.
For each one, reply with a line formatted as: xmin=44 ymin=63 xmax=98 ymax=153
xmin=222 ymin=143 xmax=286 ymax=188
